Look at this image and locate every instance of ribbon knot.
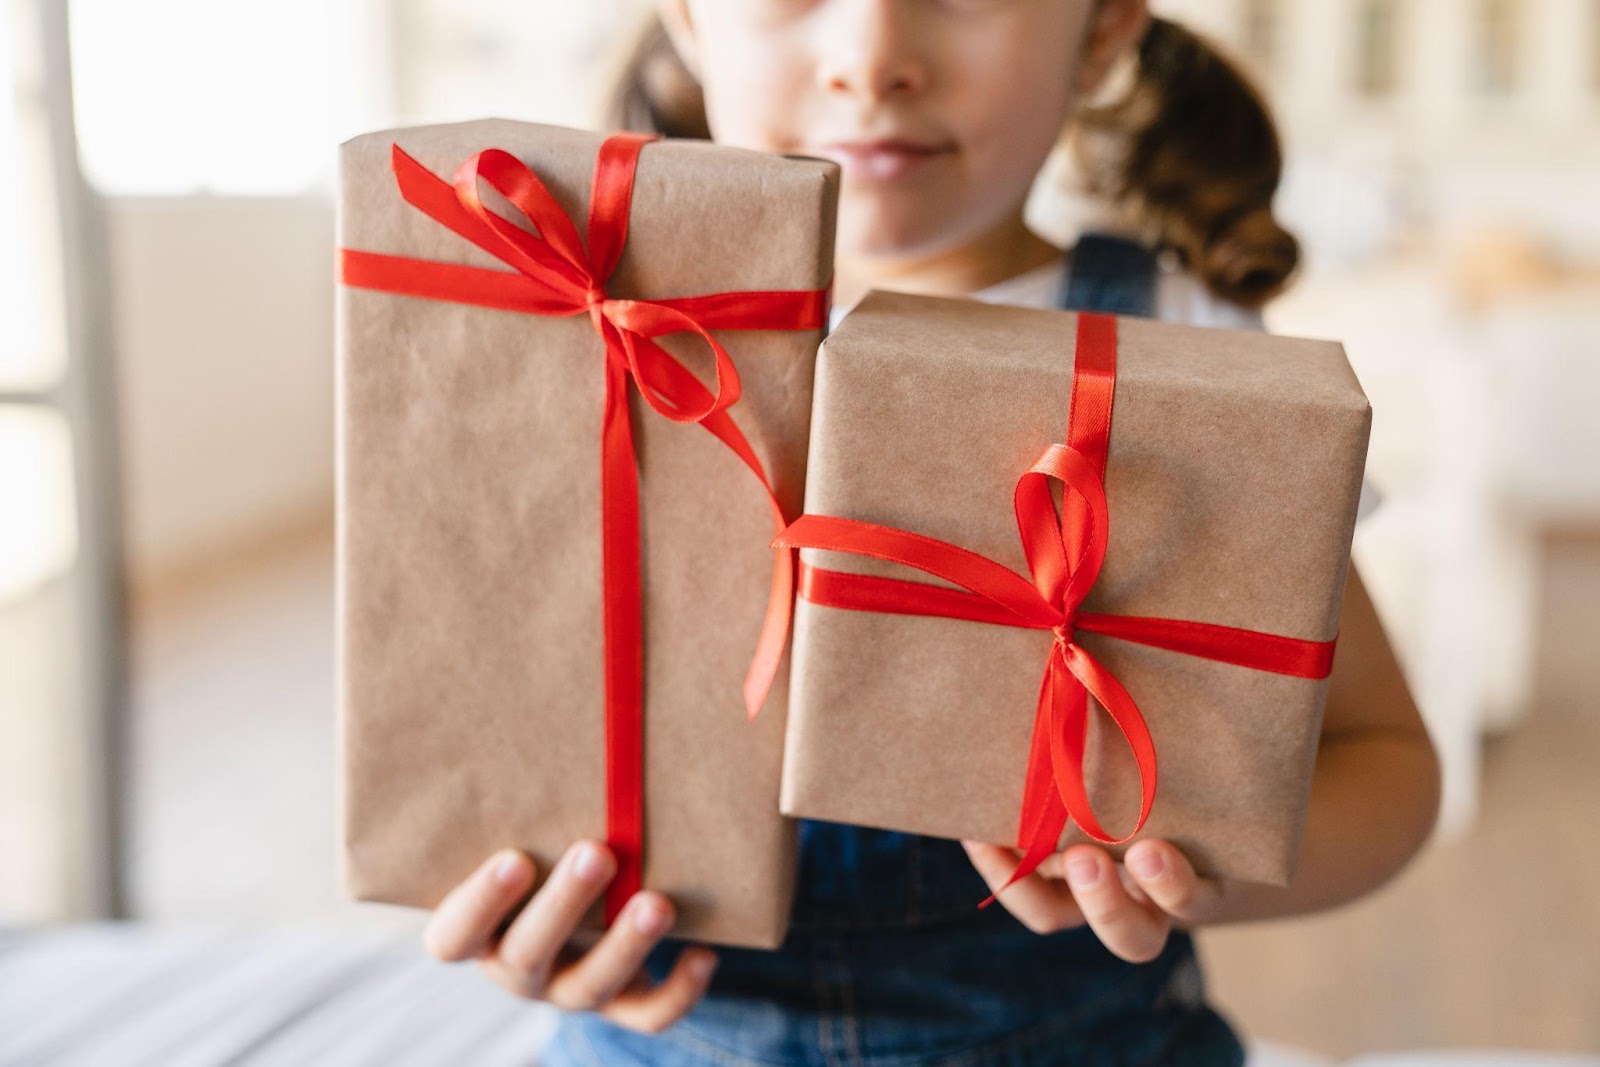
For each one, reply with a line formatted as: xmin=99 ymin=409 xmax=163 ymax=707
xmin=776 ymin=433 xmax=1150 ymax=905
xmin=438 ymin=143 xmax=758 ymax=430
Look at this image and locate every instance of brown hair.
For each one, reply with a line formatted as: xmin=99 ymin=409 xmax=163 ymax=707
xmin=606 ymin=12 xmax=1299 ymax=310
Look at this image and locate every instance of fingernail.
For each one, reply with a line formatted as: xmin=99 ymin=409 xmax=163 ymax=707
xmin=1066 ymin=855 xmax=1101 ymax=887
xmin=493 ymin=851 xmax=526 ymax=886
xmin=687 ymin=950 xmax=717 ymax=983
xmin=571 ymin=843 xmax=610 ymax=882
xmin=1129 ymin=847 xmax=1165 ymax=879
xmin=631 ymin=896 xmax=673 ymax=936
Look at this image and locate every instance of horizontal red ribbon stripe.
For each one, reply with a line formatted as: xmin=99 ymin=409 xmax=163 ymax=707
xmin=799 ymin=565 xmax=1336 ymax=680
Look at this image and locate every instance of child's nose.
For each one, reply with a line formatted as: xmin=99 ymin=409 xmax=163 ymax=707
xmin=814 ymin=0 xmax=929 ymax=101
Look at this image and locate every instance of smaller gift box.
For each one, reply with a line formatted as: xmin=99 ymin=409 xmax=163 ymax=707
xmin=775 ymin=290 xmax=1371 ymax=891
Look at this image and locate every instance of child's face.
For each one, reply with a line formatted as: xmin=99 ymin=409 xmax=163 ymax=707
xmin=659 ymin=0 xmax=1118 ymax=263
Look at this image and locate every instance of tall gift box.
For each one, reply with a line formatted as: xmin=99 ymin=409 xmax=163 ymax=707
xmin=777 ymin=290 xmax=1371 ymax=890
xmin=337 ymin=118 xmax=838 ymax=948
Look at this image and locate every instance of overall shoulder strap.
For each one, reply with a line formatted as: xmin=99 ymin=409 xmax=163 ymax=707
xmin=1057 ymin=232 xmax=1159 ymax=318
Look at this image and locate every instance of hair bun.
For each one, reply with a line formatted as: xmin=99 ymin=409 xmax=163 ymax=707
xmin=1198 ymin=205 xmax=1301 ymax=308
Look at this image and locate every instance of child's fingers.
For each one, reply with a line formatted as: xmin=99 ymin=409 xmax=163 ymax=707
xmin=423 ymin=849 xmax=536 ymax=963
xmin=960 ymin=840 xmax=1085 ymax=934
xmin=542 ymin=891 xmax=677 ymax=1013
xmin=492 ymin=840 xmax=616 ymax=992
xmin=1122 ymin=840 xmax=1224 ymax=927
xmin=601 ymin=947 xmax=719 ymax=1035
xmin=1061 ymin=846 xmax=1170 ymax=964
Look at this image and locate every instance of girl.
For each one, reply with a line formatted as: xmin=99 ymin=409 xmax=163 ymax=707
xmin=422 ymin=2 xmax=1442 ymax=1063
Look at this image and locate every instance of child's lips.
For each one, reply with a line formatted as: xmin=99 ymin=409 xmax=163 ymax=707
xmin=816 ymin=139 xmax=955 ymax=182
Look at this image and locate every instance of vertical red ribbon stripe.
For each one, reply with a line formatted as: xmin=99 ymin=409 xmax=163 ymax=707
xmin=774 ymin=313 xmax=1339 ymax=904
xmin=340 ymin=134 xmax=828 ymax=924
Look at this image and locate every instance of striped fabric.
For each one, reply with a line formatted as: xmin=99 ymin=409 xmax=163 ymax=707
xmin=0 ymin=922 xmax=554 ymax=1066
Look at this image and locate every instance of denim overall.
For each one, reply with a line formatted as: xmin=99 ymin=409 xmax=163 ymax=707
xmin=545 ymin=236 xmax=1249 ymax=1066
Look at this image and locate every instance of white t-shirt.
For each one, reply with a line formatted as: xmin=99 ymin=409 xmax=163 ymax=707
xmin=828 ymin=255 xmax=1381 ymax=522
xmin=826 ymin=257 xmax=1264 ymax=333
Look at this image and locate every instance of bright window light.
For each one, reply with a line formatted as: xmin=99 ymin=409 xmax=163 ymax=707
xmin=0 ymin=406 xmax=78 ymax=603
xmin=68 ymin=0 xmax=339 ymax=195
xmin=1 ymin=9 xmax=65 ymax=392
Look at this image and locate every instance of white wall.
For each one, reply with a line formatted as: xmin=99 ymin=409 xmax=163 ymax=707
xmin=106 ymin=196 xmax=336 ymax=582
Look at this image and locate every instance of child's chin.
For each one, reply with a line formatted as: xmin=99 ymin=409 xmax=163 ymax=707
xmin=836 ymin=212 xmax=968 ymax=266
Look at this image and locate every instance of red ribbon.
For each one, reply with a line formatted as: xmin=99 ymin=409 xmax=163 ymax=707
xmin=339 ymin=134 xmax=828 ymax=924
xmin=774 ymin=313 xmax=1337 ymax=905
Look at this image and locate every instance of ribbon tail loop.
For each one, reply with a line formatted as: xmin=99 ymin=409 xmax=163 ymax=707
xmin=1054 ymin=642 xmax=1158 ymax=844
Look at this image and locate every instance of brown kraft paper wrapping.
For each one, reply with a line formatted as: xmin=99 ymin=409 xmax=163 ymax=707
xmin=780 ymin=290 xmax=1372 ymax=888
xmin=336 ymin=118 xmax=839 ymax=949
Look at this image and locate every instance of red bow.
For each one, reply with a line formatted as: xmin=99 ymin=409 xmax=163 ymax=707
xmin=340 ymin=133 xmax=828 ymax=923
xmin=775 ymin=313 xmax=1337 ymax=904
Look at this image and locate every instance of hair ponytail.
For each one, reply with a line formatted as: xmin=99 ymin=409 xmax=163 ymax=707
xmin=606 ymin=12 xmax=1300 ymax=309
xmin=1072 ymin=17 xmax=1300 ymax=308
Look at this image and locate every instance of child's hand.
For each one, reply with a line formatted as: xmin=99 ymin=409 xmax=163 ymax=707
xmin=961 ymin=838 xmax=1228 ymax=964
xmin=422 ymin=843 xmax=716 ymax=1034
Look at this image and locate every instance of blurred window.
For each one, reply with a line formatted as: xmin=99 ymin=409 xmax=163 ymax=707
xmin=1356 ymin=0 xmax=1402 ymax=99
xmin=1 ymin=5 xmax=65 ymax=393
xmin=5 ymin=0 xmax=136 ymax=926
xmin=2 ymin=5 xmax=78 ymax=600
xmin=3 ymin=2 xmax=77 ymax=597
xmin=1474 ymin=0 xmax=1520 ymax=97
xmin=0 ymin=406 xmax=78 ymax=603
xmin=67 ymin=0 xmax=350 ymax=195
